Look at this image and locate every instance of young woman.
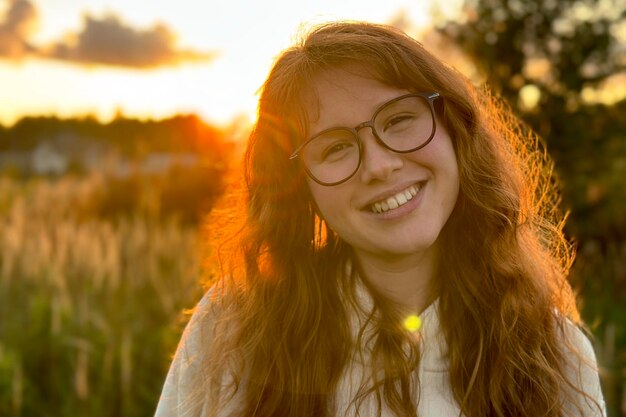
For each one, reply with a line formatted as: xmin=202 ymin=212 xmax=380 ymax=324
xmin=155 ymin=21 xmax=606 ymax=417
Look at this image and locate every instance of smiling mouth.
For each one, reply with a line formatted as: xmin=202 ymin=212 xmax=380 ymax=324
xmin=369 ymin=182 xmax=424 ymax=214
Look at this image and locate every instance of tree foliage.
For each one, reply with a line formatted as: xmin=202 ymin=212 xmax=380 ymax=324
xmin=438 ymin=1 xmax=626 ymax=414
xmin=440 ymin=0 xmax=626 ymax=105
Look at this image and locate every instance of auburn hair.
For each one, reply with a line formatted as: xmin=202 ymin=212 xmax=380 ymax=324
xmin=192 ymin=21 xmax=598 ymax=416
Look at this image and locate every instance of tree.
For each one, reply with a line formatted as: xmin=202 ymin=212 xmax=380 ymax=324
xmin=437 ymin=1 xmax=626 ymax=415
xmin=438 ymin=0 xmax=625 ymax=112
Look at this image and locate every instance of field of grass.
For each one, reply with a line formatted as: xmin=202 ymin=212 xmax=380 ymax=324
xmin=0 ymin=175 xmax=206 ymax=417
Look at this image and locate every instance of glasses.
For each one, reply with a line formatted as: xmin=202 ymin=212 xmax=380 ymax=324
xmin=289 ymin=92 xmax=441 ymax=186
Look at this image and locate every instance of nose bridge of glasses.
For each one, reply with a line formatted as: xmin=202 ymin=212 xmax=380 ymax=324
xmin=354 ymin=119 xmax=391 ymax=154
xmin=353 ymin=121 xmax=383 ymax=148
xmin=354 ymin=120 xmax=375 ymax=135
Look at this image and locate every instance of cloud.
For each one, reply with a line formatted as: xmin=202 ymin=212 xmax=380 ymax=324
xmin=0 ymin=0 xmax=38 ymax=58
xmin=45 ymin=14 xmax=216 ymax=68
xmin=0 ymin=0 xmax=216 ymax=68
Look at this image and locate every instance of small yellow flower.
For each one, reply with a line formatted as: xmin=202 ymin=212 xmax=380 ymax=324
xmin=403 ymin=314 xmax=422 ymax=332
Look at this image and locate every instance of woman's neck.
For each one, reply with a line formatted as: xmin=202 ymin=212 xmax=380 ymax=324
xmin=353 ymin=245 xmax=437 ymax=314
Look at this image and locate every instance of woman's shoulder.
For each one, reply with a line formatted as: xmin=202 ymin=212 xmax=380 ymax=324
xmin=559 ymin=317 xmax=607 ymax=417
xmin=155 ymin=289 xmax=219 ymax=417
xmin=176 ymin=289 xmax=217 ymax=362
xmin=561 ymin=319 xmax=596 ymax=360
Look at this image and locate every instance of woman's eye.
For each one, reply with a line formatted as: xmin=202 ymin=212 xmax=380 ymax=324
xmin=384 ymin=114 xmax=414 ymax=131
xmin=322 ymin=142 xmax=353 ymax=160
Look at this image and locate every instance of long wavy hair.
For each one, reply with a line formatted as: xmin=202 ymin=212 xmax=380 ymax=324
xmin=193 ymin=21 xmax=598 ymax=417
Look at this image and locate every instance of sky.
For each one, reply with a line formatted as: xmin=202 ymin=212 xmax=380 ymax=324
xmin=0 ymin=0 xmax=464 ymax=127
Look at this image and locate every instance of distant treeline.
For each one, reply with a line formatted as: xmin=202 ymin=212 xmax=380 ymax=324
xmin=0 ymin=114 xmax=239 ymax=223
xmin=0 ymin=114 xmax=231 ymax=157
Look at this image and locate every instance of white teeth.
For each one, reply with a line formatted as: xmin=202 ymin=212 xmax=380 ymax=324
xmin=370 ymin=184 xmax=422 ymax=214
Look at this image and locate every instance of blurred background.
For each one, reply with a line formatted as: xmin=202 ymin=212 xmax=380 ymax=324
xmin=0 ymin=0 xmax=624 ymax=415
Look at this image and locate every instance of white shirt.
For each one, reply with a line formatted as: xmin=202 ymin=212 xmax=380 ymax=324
xmin=155 ymin=291 xmax=607 ymax=417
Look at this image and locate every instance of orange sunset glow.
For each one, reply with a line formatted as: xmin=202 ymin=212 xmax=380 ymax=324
xmin=0 ymin=0 xmax=465 ymax=127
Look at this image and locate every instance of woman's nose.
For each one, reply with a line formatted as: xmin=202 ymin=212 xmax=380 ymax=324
xmin=357 ymin=129 xmax=404 ymax=184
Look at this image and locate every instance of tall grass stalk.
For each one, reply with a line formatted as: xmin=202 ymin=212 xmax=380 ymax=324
xmin=0 ymin=176 xmax=206 ymax=417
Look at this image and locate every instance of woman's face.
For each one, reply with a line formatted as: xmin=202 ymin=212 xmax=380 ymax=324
xmin=304 ymin=68 xmax=460 ymax=264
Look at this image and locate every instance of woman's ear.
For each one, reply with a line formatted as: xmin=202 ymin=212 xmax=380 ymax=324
xmin=309 ymin=199 xmax=324 ymax=220
xmin=308 ymin=191 xmax=336 ymax=250
xmin=304 ymin=182 xmax=325 ymax=220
